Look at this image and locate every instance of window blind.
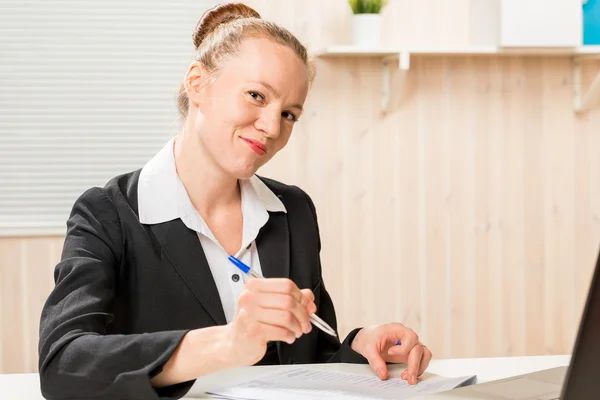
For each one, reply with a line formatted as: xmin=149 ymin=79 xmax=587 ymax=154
xmin=0 ymin=0 xmax=215 ymax=236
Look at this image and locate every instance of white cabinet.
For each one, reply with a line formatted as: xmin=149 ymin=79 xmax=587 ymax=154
xmin=500 ymin=0 xmax=583 ymax=47
xmin=468 ymin=0 xmax=501 ymax=47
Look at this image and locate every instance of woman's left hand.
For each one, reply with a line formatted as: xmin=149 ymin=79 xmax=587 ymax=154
xmin=350 ymin=323 xmax=432 ymax=384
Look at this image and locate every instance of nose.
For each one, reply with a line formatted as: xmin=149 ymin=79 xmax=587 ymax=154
xmin=254 ymin=109 xmax=281 ymax=139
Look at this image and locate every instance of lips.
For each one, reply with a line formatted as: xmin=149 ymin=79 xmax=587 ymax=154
xmin=241 ymin=137 xmax=267 ymax=156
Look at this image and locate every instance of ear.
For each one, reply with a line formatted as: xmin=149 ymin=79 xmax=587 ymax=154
xmin=184 ymin=62 xmax=210 ymax=108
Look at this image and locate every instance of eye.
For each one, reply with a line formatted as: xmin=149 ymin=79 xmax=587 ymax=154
xmin=282 ymin=111 xmax=298 ymax=122
xmin=248 ymin=91 xmax=265 ymax=102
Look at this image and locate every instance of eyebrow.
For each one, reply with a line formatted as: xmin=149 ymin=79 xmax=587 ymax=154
xmin=254 ymin=80 xmax=304 ymax=112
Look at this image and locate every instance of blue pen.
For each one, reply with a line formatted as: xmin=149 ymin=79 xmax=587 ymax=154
xmin=228 ymin=255 xmax=338 ymax=338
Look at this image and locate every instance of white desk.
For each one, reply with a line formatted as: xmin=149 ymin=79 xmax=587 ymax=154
xmin=0 ymin=355 xmax=570 ymax=399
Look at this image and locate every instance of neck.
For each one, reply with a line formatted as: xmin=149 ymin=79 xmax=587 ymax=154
xmin=173 ymin=122 xmax=239 ymax=216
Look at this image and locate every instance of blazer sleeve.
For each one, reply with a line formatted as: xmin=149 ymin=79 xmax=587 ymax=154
xmin=38 ymin=187 xmax=193 ymax=400
xmin=301 ymin=190 xmax=369 ymax=365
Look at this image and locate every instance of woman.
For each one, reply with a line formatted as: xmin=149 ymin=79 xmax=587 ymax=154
xmin=38 ymin=3 xmax=432 ymax=399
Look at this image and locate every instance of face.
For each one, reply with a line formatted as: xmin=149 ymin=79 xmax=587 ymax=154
xmin=186 ymin=36 xmax=309 ymax=179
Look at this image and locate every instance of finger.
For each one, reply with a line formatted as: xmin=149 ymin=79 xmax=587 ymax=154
xmin=300 ymin=289 xmax=317 ymax=314
xmin=418 ymin=346 xmax=433 ymax=376
xmin=300 ymin=288 xmax=315 ymax=303
xmin=254 ymin=307 xmax=304 ymax=338
xmin=401 ymin=345 xmax=431 ymax=379
xmin=248 ymin=278 xmax=303 ymax=298
xmin=255 ymin=293 xmax=312 ymax=334
xmin=256 ymin=322 xmax=298 ymax=345
xmin=406 ymin=344 xmax=424 ymax=385
xmin=387 ymin=329 xmax=419 ymax=358
xmin=247 ymin=279 xmax=313 ymax=322
xmin=365 ymin=348 xmax=389 ymax=381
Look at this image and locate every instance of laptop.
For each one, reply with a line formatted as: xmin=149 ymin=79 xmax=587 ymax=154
xmin=423 ymin=245 xmax=600 ymax=400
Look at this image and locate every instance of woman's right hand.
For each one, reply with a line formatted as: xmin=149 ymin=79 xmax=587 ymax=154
xmin=221 ymin=278 xmax=318 ymax=366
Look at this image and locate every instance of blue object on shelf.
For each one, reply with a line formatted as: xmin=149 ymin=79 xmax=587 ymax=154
xmin=584 ymin=0 xmax=600 ymax=45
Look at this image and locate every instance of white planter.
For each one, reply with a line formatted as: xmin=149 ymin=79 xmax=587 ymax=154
xmin=351 ymin=13 xmax=382 ymax=47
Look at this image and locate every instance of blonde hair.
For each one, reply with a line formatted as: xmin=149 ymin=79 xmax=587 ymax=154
xmin=177 ymin=2 xmax=315 ymax=118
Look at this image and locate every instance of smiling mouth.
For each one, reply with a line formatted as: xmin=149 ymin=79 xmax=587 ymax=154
xmin=240 ymin=137 xmax=267 ymax=156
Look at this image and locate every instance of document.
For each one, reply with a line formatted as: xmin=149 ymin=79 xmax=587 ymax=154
xmin=205 ymin=367 xmax=477 ymax=400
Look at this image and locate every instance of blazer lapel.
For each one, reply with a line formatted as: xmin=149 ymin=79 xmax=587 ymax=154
xmin=256 ymin=211 xmax=290 ymax=280
xmin=256 ymin=209 xmax=292 ymax=364
xmin=150 ymin=219 xmax=227 ymax=326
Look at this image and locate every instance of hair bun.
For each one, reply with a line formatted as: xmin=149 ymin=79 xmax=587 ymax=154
xmin=193 ymin=3 xmax=261 ymax=49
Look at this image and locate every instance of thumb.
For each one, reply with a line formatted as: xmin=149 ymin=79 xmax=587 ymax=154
xmin=366 ymin=349 xmax=389 ymax=380
xmin=300 ymin=288 xmax=315 ymax=303
xmin=300 ymin=289 xmax=316 ymax=313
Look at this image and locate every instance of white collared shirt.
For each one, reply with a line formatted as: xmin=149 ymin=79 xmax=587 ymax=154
xmin=138 ymin=137 xmax=287 ymax=323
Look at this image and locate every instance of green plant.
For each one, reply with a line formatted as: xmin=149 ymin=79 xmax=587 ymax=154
xmin=348 ymin=0 xmax=388 ymax=14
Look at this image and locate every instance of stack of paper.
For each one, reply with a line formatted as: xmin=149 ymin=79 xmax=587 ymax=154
xmin=205 ymin=367 xmax=477 ymax=400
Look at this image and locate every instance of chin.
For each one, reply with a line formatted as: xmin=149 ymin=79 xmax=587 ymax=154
xmin=224 ymin=154 xmax=267 ymax=180
xmin=229 ymin=164 xmax=260 ymax=180
xmin=234 ymin=171 xmax=256 ymax=180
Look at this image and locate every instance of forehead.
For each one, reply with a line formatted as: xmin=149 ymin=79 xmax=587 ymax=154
xmin=218 ymin=37 xmax=309 ymax=96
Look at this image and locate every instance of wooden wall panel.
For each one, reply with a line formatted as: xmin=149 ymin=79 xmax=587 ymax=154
xmin=0 ymin=239 xmax=23 ymax=373
xmin=0 ymin=237 xmax=60 ymax=373
xmin=259 ymin=55 xmax=600 ymax=361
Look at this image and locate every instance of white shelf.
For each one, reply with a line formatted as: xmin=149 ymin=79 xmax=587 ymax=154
xmin=313 ymin=45 xmax=600 ymax=58
xmin=313 ymin=45 xmax=600 ymax=114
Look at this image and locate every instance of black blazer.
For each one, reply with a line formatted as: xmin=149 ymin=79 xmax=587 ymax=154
xmin=38 ymin=169 xmax=368 ymax=400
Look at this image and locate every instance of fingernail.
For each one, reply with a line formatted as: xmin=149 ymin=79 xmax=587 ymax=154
xmin=305 ymin=323 xmax=311 ymax=333
xmin=296 ymin=331 xmax=302 ymax=338
xmin=411 ymin=374 xmax=417 ymax=384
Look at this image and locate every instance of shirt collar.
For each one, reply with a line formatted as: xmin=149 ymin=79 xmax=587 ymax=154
xmin=138 ymin=137 xmax=287 ymax=227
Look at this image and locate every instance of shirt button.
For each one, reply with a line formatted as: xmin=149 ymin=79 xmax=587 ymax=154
xmin=232 ymin=274 xmax=240 ymax=282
